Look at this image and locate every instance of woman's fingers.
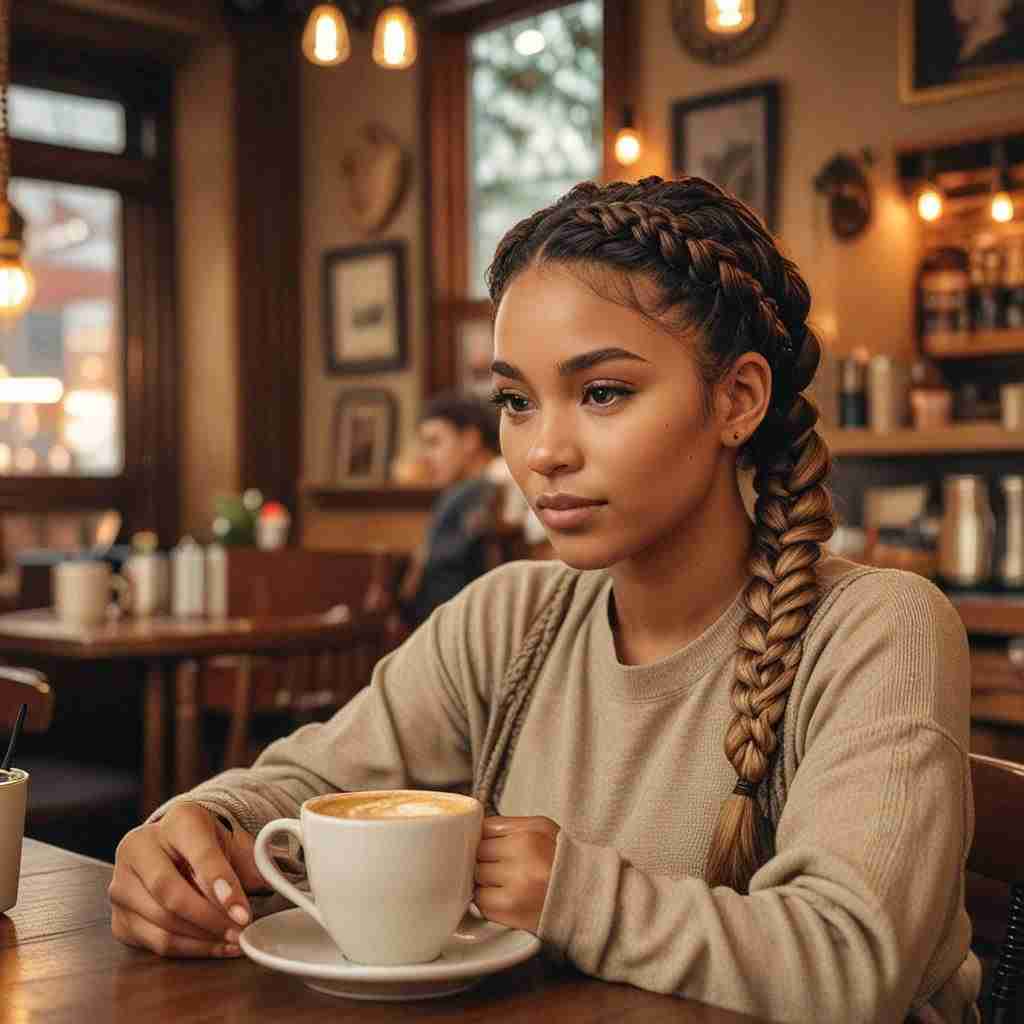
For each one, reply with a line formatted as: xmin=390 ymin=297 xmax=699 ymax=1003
xmin=108 ymin=865 xmax=234 ymax=944
xmin=474 ymin=859 xmax=512 ymax=887
xmin=111 ymin=905 xmax=241 ymax=959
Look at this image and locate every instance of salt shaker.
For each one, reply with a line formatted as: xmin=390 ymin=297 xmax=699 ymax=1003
xmin=205 ymin=541 xmax=228 ymax=618
xmin=171 ymin=536 xmax=206 ymax=617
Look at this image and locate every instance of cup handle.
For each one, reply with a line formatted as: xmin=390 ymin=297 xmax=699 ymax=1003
xmin=111 ymin=572 xmax=132 ymax=613
xmin=253 ymin=818 xmax=325 ymax=929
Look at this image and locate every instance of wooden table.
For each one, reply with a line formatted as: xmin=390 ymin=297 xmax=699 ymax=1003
xmin=1 ymin=839 xmax=767 ymax=1023
xmin=0 ymin=607 xmax=382 ymax=815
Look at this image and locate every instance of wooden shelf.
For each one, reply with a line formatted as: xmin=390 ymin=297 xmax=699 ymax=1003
xmin=924 ymin=329 xmax=1024 ymax=360
xmin=824 ymin=423 xmax=1024 ymax=455
xmin=951 ymin=593 xmax=1024 ymax=636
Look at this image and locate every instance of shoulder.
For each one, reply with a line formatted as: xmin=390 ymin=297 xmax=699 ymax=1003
xmin=790 ymin=556 xmax=971 ymax=751
xmin=424 ymin=560 xmax=601 ymax=700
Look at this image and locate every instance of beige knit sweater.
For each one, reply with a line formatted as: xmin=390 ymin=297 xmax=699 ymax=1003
xmin=152 ymin=556 xmax=981 ymax=1024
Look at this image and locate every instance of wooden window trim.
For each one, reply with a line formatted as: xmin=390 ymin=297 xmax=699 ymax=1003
xmin=5 ymin=9 xmax=181 ymax=546
xmin=423 ymin=0 xmax=630 ymax=398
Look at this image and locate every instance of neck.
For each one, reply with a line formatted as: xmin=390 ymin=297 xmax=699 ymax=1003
xmin=609 ymin=461 xmax=754 ymax=666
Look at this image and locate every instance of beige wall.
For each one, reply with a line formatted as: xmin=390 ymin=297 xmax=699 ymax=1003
xmin=630 ymin=0 xmax=1020 ymax=412
xmin=300 ymin=49 xmax=427 ymax=485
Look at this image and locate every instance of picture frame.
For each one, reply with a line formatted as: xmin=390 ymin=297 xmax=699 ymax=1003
xmin=900 ymin=0 xmax=1024 ymax=105
xmin=322 ymin=240 xmax=408 ymax=374
xmin=456 ymin=317 xmax=495 ymax=401
xmin=671 ymin=81 xmax=780 ymax=233
xmin=331 ymin=388 xmax=398 ymax=484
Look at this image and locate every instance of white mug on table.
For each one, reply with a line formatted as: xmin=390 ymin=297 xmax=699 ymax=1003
xmin=0 ymin=768 xmax=28 ymax=914
xmin=52 ymin=560 xmax=128 ymax=627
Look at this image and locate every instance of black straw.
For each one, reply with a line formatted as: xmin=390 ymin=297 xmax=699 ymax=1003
xmin=1 ymin=703 xmax=27 ymax=772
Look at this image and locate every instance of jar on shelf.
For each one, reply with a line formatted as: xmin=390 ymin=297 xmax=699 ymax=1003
xmin=1004 ymin=237 xmax=1024 ymax=330
xmin=970 ymin=241 xmax=1006 ymax=331
xmin=918 ymin=246 xmax=971 ymax=348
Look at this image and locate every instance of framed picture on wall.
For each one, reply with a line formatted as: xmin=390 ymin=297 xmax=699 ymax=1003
xmin=671 ymin=81 xmax=780 ymax=233
xmin=900 ymin=0 xmax=1024 ymax=104
xmin=331 ymin=389 xmax=398 ymax=484
xmin=322 ymin=241 xmax=408 ymax=374
xmin=457 ymin=317 xmax=495 ymax=400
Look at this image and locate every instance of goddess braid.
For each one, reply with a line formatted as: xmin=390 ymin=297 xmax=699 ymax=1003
xmin=487 ymin=175 xmax=836 ymax=893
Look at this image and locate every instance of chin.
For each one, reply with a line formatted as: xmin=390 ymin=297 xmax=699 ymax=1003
xmin=545 ymin=536 xmax=625 ymax=572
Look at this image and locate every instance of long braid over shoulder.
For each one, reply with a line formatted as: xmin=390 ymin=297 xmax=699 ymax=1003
xmin=486 ymin=175 xmax=836 ymax=893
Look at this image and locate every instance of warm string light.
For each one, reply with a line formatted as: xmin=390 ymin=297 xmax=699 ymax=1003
xmin=916 ymin=151 xmax=944 ymax=223
xmin=301 ymin=3 xmax=418 ymax=70
xmin=0 ymin=0 xmax=34 ymax=320
xmin=990 ymin=139 xmax=1015 ymax=224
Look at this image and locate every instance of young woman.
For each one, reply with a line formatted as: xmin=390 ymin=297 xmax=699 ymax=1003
xmin=109 ymin=176 xmax=978 ymax=1024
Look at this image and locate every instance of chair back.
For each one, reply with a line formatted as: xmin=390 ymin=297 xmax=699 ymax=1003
xmin=0 ymin=666 xmax=54 ymax=736
xmin=967 ymin=752 xmax=1024 ymax=1024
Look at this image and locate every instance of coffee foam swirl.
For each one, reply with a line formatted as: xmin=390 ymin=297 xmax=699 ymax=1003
xmin=313 ymin=792 xmax=469 ymax=820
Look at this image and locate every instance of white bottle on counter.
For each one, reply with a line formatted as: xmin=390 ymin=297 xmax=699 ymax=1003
xmin=205 ymin=541 xmax=228 ymax=618
xmin=171 ymin=536 xmax=206 ymax=617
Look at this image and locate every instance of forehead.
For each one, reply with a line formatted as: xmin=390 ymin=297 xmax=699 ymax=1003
xmin=493 ymin=264 xmax=691 ymax=368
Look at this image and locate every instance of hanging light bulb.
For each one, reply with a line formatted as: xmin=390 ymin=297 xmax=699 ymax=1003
xmin=301 ymin=3 xmax=351 ymax=67
xmin=705 ymin=0 xmax=756 ymax=35
xmin=614 ymin=105 xmax=641 ymax=167
xmin=916 ymin=151 xmax=944 ymax=223
xmin=0 ymin=0 xmax=32 ymax=320
xmin=372 ymin=5 xmax=417 ymax=69
xmin=990 ymin=139 xmax=1015 ymax=224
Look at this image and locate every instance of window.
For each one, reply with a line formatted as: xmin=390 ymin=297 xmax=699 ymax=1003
xmin=8 ymin=85 xmax=127 ymax=154
xmin=467 ymin=1 xmax=603 ymax=298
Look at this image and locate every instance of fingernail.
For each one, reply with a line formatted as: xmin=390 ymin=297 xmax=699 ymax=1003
xmin=213 ymin=878 xmax=232 ymax=905
xmin=229 ymin=904 xmax=250 ymax=927
xmin=225 ymin=928 xmax=240 ymax=944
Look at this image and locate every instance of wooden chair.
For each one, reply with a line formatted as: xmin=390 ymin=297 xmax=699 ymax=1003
xmin=967 ymin=752 xmax=1024 ymax=1024
xmin=188 ymin=548 xmax=398 ymax=779
xmin=0 ymin=666 xmax=140 ymax=859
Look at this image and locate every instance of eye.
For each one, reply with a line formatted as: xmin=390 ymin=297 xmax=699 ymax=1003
xmin=488 ymin=390 xmax=532 ymax=416
xmin=583 ymin=383 xmax=631 ymax=408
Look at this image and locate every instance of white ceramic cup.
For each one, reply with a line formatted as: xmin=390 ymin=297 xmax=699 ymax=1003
xmin=52 ymin=560 xmax=126 ymax=627
xmin=0 ymin=768 xmax=28 ymax=915
xmin=254 ymin=790 xmax=483 ymax=965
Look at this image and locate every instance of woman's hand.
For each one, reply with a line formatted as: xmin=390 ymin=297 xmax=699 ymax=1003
xmin=474 ymin=815 xmax=560 ymax=934
xmin=109 ymin=803 xmax=268 ymax=958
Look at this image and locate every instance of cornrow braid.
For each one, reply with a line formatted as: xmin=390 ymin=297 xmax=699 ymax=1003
xmin=487 ymin=175 xmax=836 ymax=893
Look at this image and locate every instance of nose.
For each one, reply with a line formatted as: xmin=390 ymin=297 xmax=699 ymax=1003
xmin=525 ymin=413 xmax=582 ymax=477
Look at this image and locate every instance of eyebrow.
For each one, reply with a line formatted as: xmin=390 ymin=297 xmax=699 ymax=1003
xmin=490 ymin=347 xmax=650 ymax=381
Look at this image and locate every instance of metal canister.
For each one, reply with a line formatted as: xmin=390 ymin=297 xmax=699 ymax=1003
xmin=999 ymin=475 xmax=1024 ymax=589
xmin=867 ymin=355 xmax=910 ymax=433
xmin=938 ymin=475 xmax=995 ymax=589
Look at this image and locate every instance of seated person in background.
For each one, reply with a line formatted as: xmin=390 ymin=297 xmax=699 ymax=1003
xmin=382 ymin=392 xmax=501 ymax=630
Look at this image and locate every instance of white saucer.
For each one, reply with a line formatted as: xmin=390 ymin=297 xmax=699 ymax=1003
xmin=239 ymin=908 xmax=542 ymax=1001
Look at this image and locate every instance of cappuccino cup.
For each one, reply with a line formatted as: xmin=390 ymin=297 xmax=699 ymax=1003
xmin=254 ymin=790 xmax=483 ymax=965
xmin=0 ymin=768 xmax=28 ymax=914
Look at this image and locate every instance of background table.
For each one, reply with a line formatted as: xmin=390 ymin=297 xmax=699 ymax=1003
xmin=0 ymin=839 xmax=768 ymax=1023
xmin=0 ymin=608 xmax=381 ymax=814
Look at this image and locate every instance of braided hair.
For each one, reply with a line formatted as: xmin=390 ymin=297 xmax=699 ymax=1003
xmin=485 ymin=175 xmax=835 ymax=893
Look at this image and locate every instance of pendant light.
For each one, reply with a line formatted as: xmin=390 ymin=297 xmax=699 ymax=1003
xmin=0 ymin=0 xmax=33 ymax=320
xmin=301 ymin=3 xmax=352 ymax=67
xmin=613 ymin=105 xmax=641 ymax=167
xmin=916 ymin=151 xmax=943 ymax=223
xmin=372 ymin=5 xmax=417 ymax=70
xmin=705 ymin=0 xmax=756 ymax=35
xmin=990 ymin=139 xmax=1014 ymax=224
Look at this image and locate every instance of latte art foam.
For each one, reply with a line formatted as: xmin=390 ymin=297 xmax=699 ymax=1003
xmin=313 ymin=791 xmax=470 ymax=820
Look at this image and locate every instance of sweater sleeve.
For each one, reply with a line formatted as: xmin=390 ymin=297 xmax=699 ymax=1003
xmin=537 ymin=571 xmax=974 ymax=1024
xmin=147 ymin=561 xmax=569 ymax=838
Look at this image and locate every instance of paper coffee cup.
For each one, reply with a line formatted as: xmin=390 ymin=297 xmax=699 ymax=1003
xmin=254 ymin=790 xmax=483 ymax=965
xmin=0 ymin=768 xmax=28 ymax=915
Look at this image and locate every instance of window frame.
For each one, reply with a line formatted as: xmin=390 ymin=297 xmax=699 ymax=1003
xmin=423 ymin=0 xmax=629 ymax=397
xmin=3 ymin=22 xmax=180 ymax=545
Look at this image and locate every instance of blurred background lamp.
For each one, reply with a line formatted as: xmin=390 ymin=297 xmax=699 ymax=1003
xmin=705 ymin=0 xmax=755 ymax=34
xmin=614 ymin=105 xmax=641 ymax=167
xmin=302 ymin=3 xmax=351 ymax=66
xmin=372 ymin=5 xmax=418 ymax=69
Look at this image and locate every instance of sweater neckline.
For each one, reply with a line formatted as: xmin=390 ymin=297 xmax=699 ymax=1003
xmin=594 ymin=573 xmax=748 ymax=701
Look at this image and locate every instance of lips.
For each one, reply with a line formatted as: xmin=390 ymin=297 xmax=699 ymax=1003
xmin=536 ymin=494 xmax=604 ymax=511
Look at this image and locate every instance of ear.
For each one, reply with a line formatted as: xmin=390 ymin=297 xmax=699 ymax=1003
xmin=714 ymin=352 xmax=771 ymax=449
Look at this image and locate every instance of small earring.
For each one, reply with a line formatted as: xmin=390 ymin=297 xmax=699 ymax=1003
xmin=733 ymin=432 xmax=740 ymax=441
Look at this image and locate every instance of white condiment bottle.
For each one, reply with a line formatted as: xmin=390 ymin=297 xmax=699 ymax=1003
xmin=205 ymin=541 xmax=228 ymax=618
xmin=171 ymin=536 xmax=206 ymax=617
